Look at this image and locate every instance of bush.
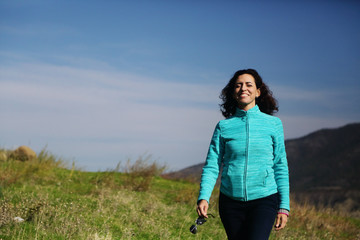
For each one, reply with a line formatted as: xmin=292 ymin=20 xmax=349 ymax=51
xmin=0 ymin=147 xmax=67 ymax=187
xmin=122 ymin=154 xmax=166 ymax=192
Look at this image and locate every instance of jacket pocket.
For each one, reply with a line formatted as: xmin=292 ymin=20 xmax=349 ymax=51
xmin=263 ymin=169 xmax=269 ymax=187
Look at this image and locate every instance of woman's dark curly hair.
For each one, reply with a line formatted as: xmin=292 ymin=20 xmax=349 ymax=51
xmin=220 ymin=69 xmax=278 ymax=118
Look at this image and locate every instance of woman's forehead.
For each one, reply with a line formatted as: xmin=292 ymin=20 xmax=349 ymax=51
xmin=236 ymin=74 xmax=255 ymax=83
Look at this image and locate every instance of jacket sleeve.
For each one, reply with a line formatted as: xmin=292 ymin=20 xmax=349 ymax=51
xmin=273 ymin=119 xmax=290 ymax=211
xmin=197 ymin=122 xmax=224 ymax=203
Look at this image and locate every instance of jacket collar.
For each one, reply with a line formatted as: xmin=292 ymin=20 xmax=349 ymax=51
xmin=234 ymin=105 xmax=260 ymax=117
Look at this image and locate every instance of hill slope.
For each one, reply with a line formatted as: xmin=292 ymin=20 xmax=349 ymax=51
xmin=286 ymin=122 xmax=360 ymax=190
xmin=1 ymin=147 xmax=360 ymax=239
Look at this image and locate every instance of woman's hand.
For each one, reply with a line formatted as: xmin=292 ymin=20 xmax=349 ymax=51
xmin=274 ymin=213 xmax=288 ymax=230
xmin=196 ymin=199 xmax=209 ymax=218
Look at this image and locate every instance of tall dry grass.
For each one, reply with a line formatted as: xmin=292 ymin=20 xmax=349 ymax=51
xmin=0 ymin=147 xmax=67 ymax=187
xmin=122 ymin=154 xmax=166 ymax=191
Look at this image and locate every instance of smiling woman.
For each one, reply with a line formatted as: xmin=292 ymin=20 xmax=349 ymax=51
xmin=196 ymin=69 xmax=290 ymax=240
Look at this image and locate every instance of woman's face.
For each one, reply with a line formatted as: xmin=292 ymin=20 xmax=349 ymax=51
xmin=233 ymin=74 xmax=261 ymax=111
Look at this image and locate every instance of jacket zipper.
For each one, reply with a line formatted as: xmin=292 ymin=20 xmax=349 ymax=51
xmin=244 ymin=113 xmax=249 ymax=201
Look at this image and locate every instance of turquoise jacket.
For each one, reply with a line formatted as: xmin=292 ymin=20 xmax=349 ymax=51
xmin=198 ymin=105 xmax=290 ymax=211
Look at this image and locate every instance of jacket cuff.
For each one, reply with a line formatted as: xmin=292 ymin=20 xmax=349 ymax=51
xmin=197 ymin=193 xmax=210 ymax=203
xmin=278 ymin=208 xmax=290 ymax=216
xmin=197 ymin=199 xmax=209 ymax=205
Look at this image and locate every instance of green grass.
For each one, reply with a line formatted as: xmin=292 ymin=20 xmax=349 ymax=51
xmin=0 ymin=147 xmax=359 ymax=239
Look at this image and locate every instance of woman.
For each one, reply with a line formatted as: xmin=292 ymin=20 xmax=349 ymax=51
xmin=197 ymin=69 xmax=290 ymax=240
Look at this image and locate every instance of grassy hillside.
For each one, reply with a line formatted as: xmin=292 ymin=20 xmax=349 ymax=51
xmin=1 ymin=148 xmax=359 ymax=239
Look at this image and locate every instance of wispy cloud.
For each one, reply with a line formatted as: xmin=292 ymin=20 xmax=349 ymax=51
xmin=272 ymin=84 xmax=360 ymax=116
xmin=1 ymin=59 xmax=358 ymax=171
xmin=0 ymin=60 xmax=222 ymax=170
xmin=280 ymin=115 xmax=356 ymax=139
xmin=0 ymin=62 xmax=222 ymax=118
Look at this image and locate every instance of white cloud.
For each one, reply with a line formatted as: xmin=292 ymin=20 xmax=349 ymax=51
xmin=0 ymin=61 xmax=222 ymax=170
xmin=1 ymin=60 xmax=358 ymax=171
xmin=272 ymin=84 xmax=359 ymax=109
xmin=280 ymin=115 xmax=358 ymax=140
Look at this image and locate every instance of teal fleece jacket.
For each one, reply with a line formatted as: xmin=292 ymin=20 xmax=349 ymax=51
xmin=198 ymin=105 xmax=290 ymax=211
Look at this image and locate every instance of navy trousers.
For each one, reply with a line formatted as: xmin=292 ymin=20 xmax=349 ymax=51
xmin=219 ymin=192 xmax=279 ymax=240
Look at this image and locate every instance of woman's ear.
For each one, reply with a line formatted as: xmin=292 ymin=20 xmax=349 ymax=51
xmin=256 ymin=88 xmax=261 ymax=98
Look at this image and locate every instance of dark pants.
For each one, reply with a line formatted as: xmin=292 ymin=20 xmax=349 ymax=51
xmin=219 ymin=192 xmax=279 ymax=240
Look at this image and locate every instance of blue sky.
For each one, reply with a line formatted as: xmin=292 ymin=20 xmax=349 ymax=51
xmin=1 ymin=0 xmax=359 ymax=171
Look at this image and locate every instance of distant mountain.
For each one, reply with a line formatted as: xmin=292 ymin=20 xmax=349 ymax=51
xmin=163 ymin=123 xmax=360 ymax=215
xmin=286 ymin=122 xmax=360 ymax=191
xmin=162 ymin=162 xmax=204 ymax=182
xmin=285 ymin=122 xmax=360 ymax=214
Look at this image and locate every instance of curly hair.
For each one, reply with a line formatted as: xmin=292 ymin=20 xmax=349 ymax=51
xmin=220 ymin=69 xmax=278 ymax=118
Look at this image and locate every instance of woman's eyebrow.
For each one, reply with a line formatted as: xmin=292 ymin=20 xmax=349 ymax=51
xmin=236 ymin=81 xmax=253 ymax=85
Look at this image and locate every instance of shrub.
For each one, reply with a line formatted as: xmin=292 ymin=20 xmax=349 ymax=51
xmin=0 ymin=147 xmax=67 ymax=187
xmin=122 ymin=154 xmax=166 ymax=192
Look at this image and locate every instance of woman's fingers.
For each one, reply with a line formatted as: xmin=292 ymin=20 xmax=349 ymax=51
xmin=275 ymin=214 xmax=288 ymax=230
xmin=197 ymin=200 xmax=209 ymax=218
